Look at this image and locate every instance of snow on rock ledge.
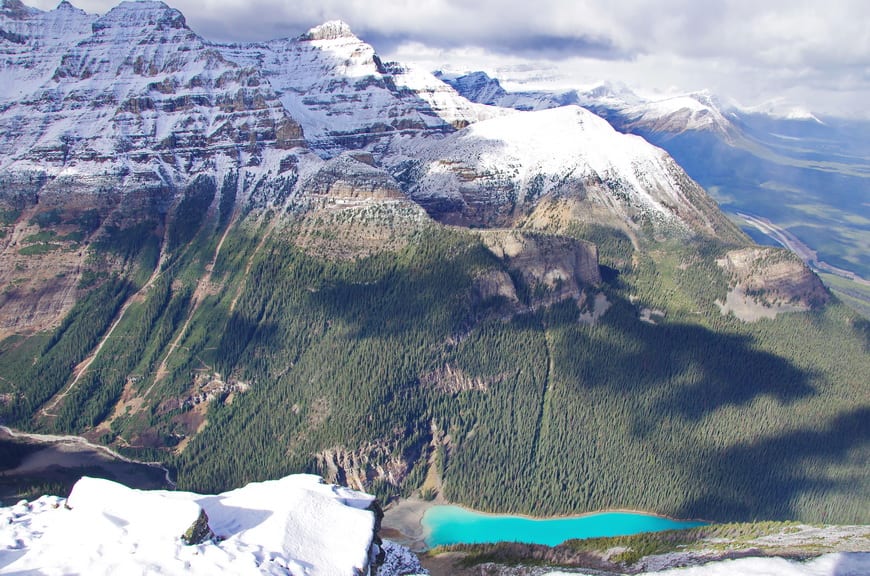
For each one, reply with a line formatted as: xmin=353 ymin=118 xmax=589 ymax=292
xmin=0 ymin=474 xmax=382 ymax=575
xmin=66 ymin=476 xmax=211 ymax=544
xmin=300 ymin=20 xmax=357 ymax=41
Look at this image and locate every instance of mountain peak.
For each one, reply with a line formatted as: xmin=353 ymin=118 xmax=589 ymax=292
xmin=300 ymin=20 xmax=357 ymax=41
xmin=1 ymin=0 xmax=35 ymax=18
xmin=434 ymin=70 xmax=508 ymax=106
xmin=93 ymin=1 xmax=186 ymax=33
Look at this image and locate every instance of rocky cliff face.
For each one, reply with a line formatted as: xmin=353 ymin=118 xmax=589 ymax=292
xmin=0 ymin=0 xmax=304 ymax=187
xmin=717 ymin=247 xmax=831 ymax=319
xmin=481 ymin=230 xmax=601 ymax=305
xmin=218 ymin=21 xmax=492 ymax=158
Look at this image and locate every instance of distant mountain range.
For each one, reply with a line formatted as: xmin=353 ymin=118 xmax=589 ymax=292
xmin=438 ymin=70 xmax=870 ymax=296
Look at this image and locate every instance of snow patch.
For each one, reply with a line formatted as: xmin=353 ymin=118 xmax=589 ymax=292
xmin=0 ymin=474 xmax=380 ymax=575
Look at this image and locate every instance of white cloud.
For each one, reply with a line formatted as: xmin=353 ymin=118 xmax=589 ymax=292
xmin=24 ymin=0 xmax=870 ymax=117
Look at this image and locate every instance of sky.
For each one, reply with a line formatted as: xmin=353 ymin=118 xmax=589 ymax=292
xmin=27 ymin=0 xmax=870 ymax=118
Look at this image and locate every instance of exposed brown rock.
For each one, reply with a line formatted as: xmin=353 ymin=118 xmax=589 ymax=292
xmin=716 ymin=247 xmax=830 ymax=321
xmin=481 ymin=229 xmax=601 ymax=301
xmin=419 ymin=364 xmax=498 ymax=394
xmin=316 ymin=440 xmax=411 ymax=494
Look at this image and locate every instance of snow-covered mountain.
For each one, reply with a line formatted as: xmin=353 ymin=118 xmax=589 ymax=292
xmin=0 ymin=0 xmax=734 ymax=246
xmin=437 ymin=71 xmax=738 ymax=139
xmin=0 ymin=1 xmax=94 ymax=102
xmin=219 ymin=22 xmax=496 ymax=158
xmin=391 ymin=105 xmax=741 ymax=242
xmin=0 ymin=474 xmax=426 ymax=575
xmin=612 ymin=90 xmax=736 ymax=137
xmin=0 ymin=0 xmax=305 ymax=184
xmin=0 ymin=0 xmax=491 ymax=182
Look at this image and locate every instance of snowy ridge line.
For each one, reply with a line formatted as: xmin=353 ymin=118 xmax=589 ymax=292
xmin=1 ymin=1 xmax=729 ymax=246
xmin=437 ymin=70 xmax=738 ymax=139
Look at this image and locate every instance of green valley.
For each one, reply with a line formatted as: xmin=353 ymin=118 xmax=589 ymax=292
xmin=1 ymin=182 xmax=866 ymax=525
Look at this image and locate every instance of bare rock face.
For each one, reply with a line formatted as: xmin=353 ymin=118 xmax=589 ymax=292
xmin=288 ymin=154 xmax=433 ymax=259
xmin=300 ymin=154 xmax=405 ymax=200
xmin=181 ymin=508 xmax=215 ymax=545
xmin=716 ymin=247 xmax=830 ymax=320
xmin=419 ymin=363 xmax=497 ymax=394
xmin=473 ymin=268 xmax=519 ymax=304
xmin=315 ymin=441 xmax=412 ymax=494
xmin=481 ymin=230 xmax=601 ymax=306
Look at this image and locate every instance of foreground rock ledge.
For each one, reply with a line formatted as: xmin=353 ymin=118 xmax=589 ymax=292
xmin=0 ymin=474 xmax=394 ymax=575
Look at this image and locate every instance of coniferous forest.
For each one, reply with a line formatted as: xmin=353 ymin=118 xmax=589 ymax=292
xmin=0 ymin=183 xmax=867 ymax=525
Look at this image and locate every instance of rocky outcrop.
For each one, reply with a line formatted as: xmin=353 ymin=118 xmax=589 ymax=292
xmin=481 ymin=230 xmax=601 ymax=305
xmin=716 ymin=247 xmax=830 ymax=321
xmin=300 ymin=154 xmax=405 ymax=200
xmin=473 ymin=269 xmax=519 ymax=305
xmin=288 ymin=154 xmax=432 ymax=258
xmin=718 ymin=247 xmax=830 ymax=307
xmin=181 ymin=508 xmax=215 ymax=545
xmin=419 ymin=364 xmax=497 ymax=394
xmin=298 ymin=20 xmax=357 ymax=42
xmin=315 ymin=440 xmax=415 ymax=494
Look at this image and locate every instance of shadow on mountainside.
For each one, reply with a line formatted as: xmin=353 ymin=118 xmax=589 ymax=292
xmin=549 ymin=297 xmax=818 ymax=425
xmin=671 ymin=406 xmax=870 ymax=522
xmin=533 ymin=294 xmax=868 ymax=522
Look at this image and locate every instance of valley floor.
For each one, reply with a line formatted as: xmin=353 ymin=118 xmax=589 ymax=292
xmin=0 ymin=427 xmax=172 ymax=504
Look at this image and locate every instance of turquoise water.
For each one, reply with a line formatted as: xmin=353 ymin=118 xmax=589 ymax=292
xmin=422 ymin=505 xmax=706 ymax=548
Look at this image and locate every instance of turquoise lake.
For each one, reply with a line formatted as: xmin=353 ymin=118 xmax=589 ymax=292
xmin=422 ymin=505 xmax=707 ymax=548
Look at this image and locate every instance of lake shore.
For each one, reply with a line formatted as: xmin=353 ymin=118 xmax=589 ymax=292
xmin=380 ymin=496 xmax=707 ymax=553
xmin=0 ymin=426 xmax=173 ymax=502
xmin=381 ymin=496 xmax=439 ymax=552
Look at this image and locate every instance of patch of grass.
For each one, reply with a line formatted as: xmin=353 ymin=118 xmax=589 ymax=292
xmin=440 ymin=521 xmax=810 ymax=569
xmin=818 ymin=273 xmax=870 ymax=318
xmin=569 ymin=522 xmax=806 ymax=563
xmin=18 ymin=242 xmax=63 ymax=255
xmin=23 ymin=230 xmax=57 ymax=243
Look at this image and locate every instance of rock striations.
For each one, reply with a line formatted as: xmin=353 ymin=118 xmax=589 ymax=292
xmin=0 ymin=0 xmax=777 ymax=337
xmin=0 ymin=1 xmax=737 ymax=246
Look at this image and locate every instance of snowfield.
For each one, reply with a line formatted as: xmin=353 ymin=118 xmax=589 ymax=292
xmin=0 ymin=474 xmax=425 ymax=575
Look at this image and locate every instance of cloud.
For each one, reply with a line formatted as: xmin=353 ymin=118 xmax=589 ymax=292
xmin=364 ymin=30 xmax=628 ymax=61
xmin=24 ymin=0 xmax=870 ymax=117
